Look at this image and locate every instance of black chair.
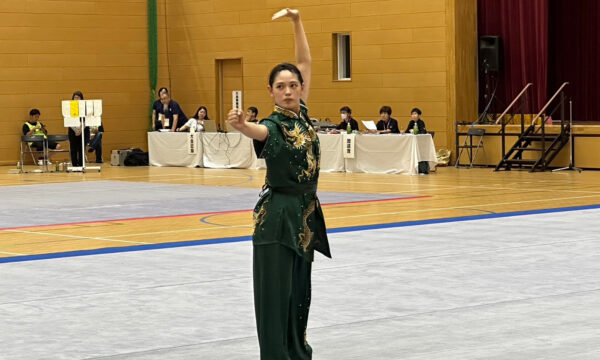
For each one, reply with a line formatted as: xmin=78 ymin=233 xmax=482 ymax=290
xmin=20 ymin=135 xmax=46 ymax=172
xmin=46 ymin=134 xmax=71 ymax=171
xmin=455 ymin=128 xmax=485 ymax=168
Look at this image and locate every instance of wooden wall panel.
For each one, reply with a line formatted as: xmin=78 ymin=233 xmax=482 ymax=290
xmin=165 ymin=0 xmax=477 ymax=151
xmin=0 ymin=0 xmax=170 ymax=165
xmin=0 ymin=0 xmax=478 ymax=164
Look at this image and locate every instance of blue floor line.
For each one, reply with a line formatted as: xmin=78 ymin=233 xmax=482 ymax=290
xmin=2 ymin=203 xmax=599 ymax=264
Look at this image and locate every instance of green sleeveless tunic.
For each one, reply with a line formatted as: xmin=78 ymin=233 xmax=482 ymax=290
xmin=253 ymin=102 xmax=331 ymax=262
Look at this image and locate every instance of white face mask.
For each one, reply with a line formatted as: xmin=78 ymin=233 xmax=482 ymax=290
xmin=341 ymin=113 xmax=348 ymax=120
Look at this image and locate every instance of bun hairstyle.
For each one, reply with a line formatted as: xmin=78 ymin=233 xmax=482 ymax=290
xmin=268 ymin=62 xmax=304 ymax=87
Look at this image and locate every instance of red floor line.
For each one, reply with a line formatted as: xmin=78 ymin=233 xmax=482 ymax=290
xmin=0 ymin=195 xmax=430 ymax=232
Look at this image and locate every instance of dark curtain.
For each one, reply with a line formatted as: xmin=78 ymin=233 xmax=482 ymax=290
xmin=548 ymin=0 xmax=600 ymax=122
xmin=477 ymin=0 xmax=548 ymax=114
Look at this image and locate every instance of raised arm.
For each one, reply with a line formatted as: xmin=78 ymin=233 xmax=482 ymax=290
xmin=273 ymin=9 xmax=311 ymax=101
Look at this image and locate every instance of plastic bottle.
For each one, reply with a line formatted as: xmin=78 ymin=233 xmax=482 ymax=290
xmin=413 ymin=123 xmax=419 ymax=135
xmin=347 ymin=121 xmax=352 ymax=134
xmin=17 ymin=161 xmax=21 ymax=171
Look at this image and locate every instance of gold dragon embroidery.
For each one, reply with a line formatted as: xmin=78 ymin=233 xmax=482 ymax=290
xmin=253 ymin=198 xmax=269 ymax=228
xmin=298 ymin=200 xmax=316 ymax=252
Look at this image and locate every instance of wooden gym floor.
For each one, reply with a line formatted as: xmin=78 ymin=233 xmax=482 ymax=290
xmin=1 ymin=164 xmax=598 ymax=261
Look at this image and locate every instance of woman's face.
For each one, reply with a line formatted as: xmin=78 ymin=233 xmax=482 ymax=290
xmin=73 ymin=94 xmax=82 ymax=100
xmin=411 ymin=112 xmax=419 ymax=120
xmin=198 ymin=108 xmax=206 ymax=119
xmin=268 ymin=70 xmax=303 ymax=112
xmin=380 ymin=112 xmax=390 ymax=121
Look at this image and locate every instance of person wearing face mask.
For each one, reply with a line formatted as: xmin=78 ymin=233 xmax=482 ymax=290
xmin=227 ymin=8 xmax=331 ymax=360
xmin=336 ymin=106 xmax=358 ymax=131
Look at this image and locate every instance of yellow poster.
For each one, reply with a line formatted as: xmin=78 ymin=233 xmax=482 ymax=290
xmin=70 ymin=101 xmax=79 ymax=117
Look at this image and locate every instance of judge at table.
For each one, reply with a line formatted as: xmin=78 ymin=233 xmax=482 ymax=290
xmin=406 ymin=107 xmax=427 ymax=134
xmin=336 ymin=106 xmax=359 ymax=131
xmin=374 ymin=106 xmax=400 ymax=134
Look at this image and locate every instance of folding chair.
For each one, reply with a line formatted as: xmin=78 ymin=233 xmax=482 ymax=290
xmin=20 ymin=135 xmax=47 ymax=173
xmin=455 ymin=128 xmax=485 ymax=168
xmin=46 ymin=134 xmax=71 ymax=171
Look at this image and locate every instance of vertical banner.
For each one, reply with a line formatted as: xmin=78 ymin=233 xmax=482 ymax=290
xmin=147 ymin=0 xmax=158 ymax=130
xmin=188 ymin=132 xmax=199 ymax=155
xmin=343 ymin=133 xmax=355 ymax=158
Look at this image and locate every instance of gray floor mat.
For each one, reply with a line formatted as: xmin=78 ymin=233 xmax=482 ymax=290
xmin=0 ymin=180 xmax=413 ymax=229
xmin=0 ymin=209 xmax=599 ymax=359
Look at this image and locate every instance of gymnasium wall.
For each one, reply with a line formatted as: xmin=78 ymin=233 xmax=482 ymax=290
xmin=0 ymin=0 xmax=170 ymax=165
xmin=0 ymin=0 xmax=478 ymax=164
xmin=163 ymin=0 xmax=478 ymax=152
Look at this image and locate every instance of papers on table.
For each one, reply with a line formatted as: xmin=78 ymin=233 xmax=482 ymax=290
xmin=361 ymin=120 xmax=377 ymax=131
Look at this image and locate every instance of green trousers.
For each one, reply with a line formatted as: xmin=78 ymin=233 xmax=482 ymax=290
xmin=253 ymin=244 xmax=313 ymax=360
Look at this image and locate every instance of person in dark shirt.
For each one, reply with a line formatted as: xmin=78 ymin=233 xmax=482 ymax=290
xmin=406 ymin=107 xmax=427 ymax=134
xmin=245 ymin=106 xmax=259 ymax=122
xmin=159 ymin=90 xmax=188 ymax=132
xmin=375 ymin=105 xmax=400 ymax=134
xmin=68 ymin=91 xmax=90 ymax=167
xmin=152 ymin=87 xmax=169 ymax=130
xmin=336 ymin=106 xmax=359 ymax=131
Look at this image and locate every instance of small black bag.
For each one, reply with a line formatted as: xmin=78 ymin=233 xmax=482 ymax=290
xmin=418 ymin=161 xmax=430 ymax=174
xmin=124 ymin=149 xmax=149 ymax=166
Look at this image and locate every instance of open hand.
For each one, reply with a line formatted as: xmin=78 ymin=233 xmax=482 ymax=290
xmin=272 ymin=8 xmax=299 ymax=21
xmin=227 ymin=109 xmax=245 ymax=131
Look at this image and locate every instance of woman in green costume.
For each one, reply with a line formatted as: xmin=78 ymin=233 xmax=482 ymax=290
xmin=227 ymin=8 xmax=331 ymax=360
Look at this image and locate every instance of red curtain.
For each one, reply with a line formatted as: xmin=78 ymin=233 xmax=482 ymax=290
xmin=548 ymin=0 xmax=600 ymax=122
xmin=478 ymin=0 xmax=548 ymax=114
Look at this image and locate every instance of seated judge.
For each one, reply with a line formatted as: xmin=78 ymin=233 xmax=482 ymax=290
xmin=245 ymin=106 xmax=259 ymax=123
xmin=22 ymin=109 xmax=62 ymax=164
xmin=178 ymin=106 xmax=209 ymax=132
xmin=336 ymin=106 xmax=359 ymax=131
xmin=159 ymin=90 xmax=188 ymax=132
xmin=87 ymin=124 xmax=104 ymax=163
xmin=374 ymin=106 xmax=400 ymax=134
xmin=406 ymin=107 xmax=427 ymax=134
xmin=152 ymin=87 xmax=169 ymax=131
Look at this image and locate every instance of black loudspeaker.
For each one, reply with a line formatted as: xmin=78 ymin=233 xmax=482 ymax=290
xmin=479 ymin=36 xmax=502 ymax=72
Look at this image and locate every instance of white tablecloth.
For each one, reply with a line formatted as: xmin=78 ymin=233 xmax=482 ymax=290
xmin=201 ymin=132 xmax=255 ymax=169
xmin=148 ymin=132 xmax=436 ymax=174
xmin=148 ymin=132 xmax=203 ymax=168
xmin=345 ymin=134 xmax=436 ymax=175
xmin=317 ymin=134 xmax=346 ymax=172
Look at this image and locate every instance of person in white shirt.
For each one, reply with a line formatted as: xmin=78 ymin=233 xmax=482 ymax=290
xmin=177 ymin=106 xmax=209 ymax=132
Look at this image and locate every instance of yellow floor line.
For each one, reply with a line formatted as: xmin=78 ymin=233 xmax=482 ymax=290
xmin=4 ymin=230 xmax=150 ymax=245
xmin=0 ymin=251 xmax=26 ymax=256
